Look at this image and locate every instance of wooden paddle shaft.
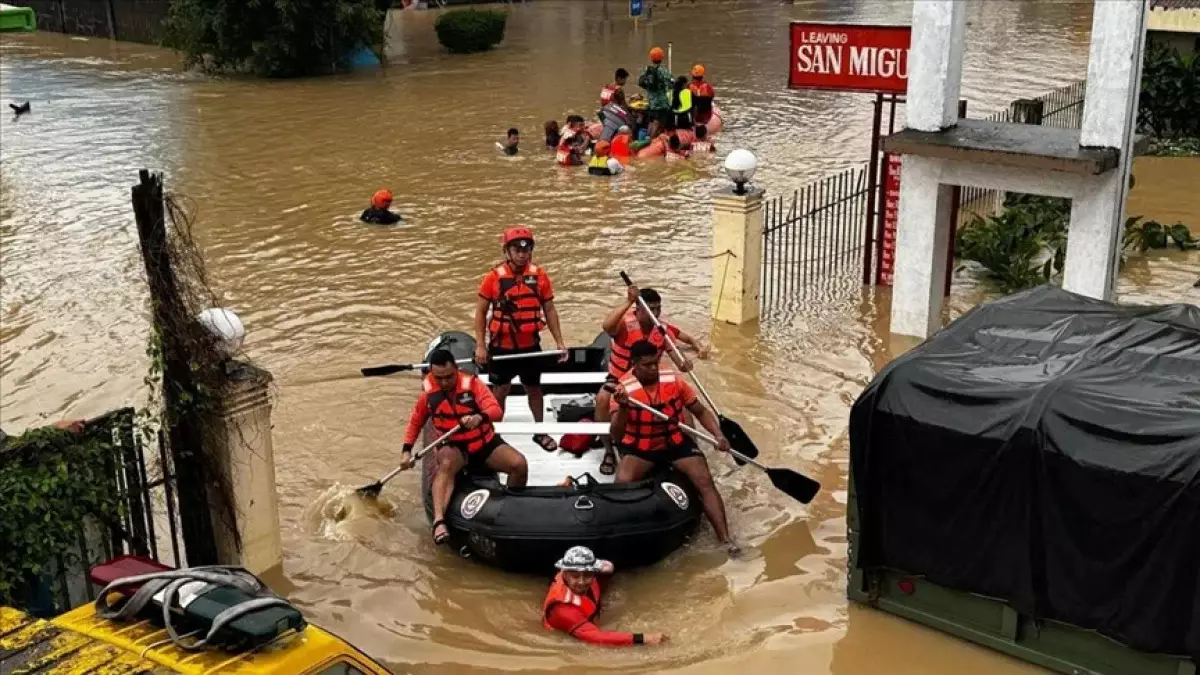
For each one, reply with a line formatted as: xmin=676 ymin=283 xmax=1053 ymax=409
xmin=376 ymin=425 xmax=460 ymax=486
xmin=620 ymin=395 xmax=763 ymax=470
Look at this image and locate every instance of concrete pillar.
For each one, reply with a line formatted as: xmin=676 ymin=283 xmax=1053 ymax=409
xmin=1063 ymin=0 xmax=1148 ymax=300
xmin=207 ymin=363 xmax=283 ymax=575
xmin=890 ymin=157 xmax=955 ymax=338
xmin=906 ymin=0 xmax=968 ymax=131
xmin=710 ymin=187 xmax=763 ymax=325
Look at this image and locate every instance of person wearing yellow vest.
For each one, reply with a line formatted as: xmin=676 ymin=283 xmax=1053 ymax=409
xmin=542 ymin=546 xmax=667 ymax=646
xmin=587 ymin=140 xmax=625 ymax=177
xmin=670 ymin=76 xmax=694 ymax=130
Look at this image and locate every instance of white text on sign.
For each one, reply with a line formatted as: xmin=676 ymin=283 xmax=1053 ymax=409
xmin=795 ymin=32 xmax=908 ymax=80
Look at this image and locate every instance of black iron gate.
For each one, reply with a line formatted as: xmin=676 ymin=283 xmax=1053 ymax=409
xmin=760 ymin=165 xmax=871 ymax=311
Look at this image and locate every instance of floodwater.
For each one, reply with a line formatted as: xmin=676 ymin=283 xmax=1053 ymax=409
xmin=2 ymin=1 xmax=1198 ymax=673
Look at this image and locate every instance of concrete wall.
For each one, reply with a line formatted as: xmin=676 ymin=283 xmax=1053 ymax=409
xmin=25 ymin=0 xmax=169 ymax=44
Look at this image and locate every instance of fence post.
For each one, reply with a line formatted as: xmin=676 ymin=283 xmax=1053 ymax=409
xmin=206 ymin=363 xmax=284 ymax=575
xmin=711 ymin=186 xmax=764 ymax=325
xmin=1012 ymin=98 xmax=1044 ymax=125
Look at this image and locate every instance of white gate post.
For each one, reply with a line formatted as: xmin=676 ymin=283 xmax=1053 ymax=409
xmin=711 ymin=187 xmax=764 ymax=325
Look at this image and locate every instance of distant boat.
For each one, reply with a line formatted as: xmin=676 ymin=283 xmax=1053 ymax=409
xmin=0 ymin=4 xmax=37 ymax=33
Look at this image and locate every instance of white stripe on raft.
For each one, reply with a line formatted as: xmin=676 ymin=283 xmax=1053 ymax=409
xmin=485 ymin=372 xmax=609 ymax=386
xmin=493 ymin=422 xmax=611 ymax=436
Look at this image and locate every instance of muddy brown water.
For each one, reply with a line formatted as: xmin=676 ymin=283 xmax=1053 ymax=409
xmin=2 ymin=1 xmax=1198 ymax=673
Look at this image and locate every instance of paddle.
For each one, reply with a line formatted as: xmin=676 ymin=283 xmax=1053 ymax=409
xmin=361 ymin=349 xmax=566 ymax=378
xmin=615 ymin=392 xmax=820 ymax=504
xmin=619 ymin=271 xmax=758 ymax=464
xmin=356 ymin=425 xmax=461 ymax=498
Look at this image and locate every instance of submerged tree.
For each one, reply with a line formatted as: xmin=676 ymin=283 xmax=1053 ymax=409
xmin=167 ymin=0 xmax=385 ymax=78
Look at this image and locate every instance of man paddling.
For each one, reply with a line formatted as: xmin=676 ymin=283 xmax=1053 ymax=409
xmin=401 ymin=349 xmax=528 ymax=545
xmin=594 ymin=285 xmax=708 ymax=475
xmin=543 ymin=545 xmax=667 ymax=646
xmin=474 ymin=226 xmax=568 ymax=452
xmin=610 ymin=340 xmax=737 ymax=556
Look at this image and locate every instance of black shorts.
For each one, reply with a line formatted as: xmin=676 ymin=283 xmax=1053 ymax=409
xmin=618 ymin=437 xmax=699 ymax=466
xmin=648 ymin=108 xmax=672 ymax=128
xmin=488 ymin=344 xmax=546 ymax=387
xmin=451 ymin=435 xmax=506 ymax=469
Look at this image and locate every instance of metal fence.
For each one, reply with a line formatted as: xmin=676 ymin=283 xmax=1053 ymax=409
xmin=12 ymin=408 xmax=184 ymax=616
xmin=959 ymin=79 xmax=1087 ymax=221
xmin=760 ymin=165 xmax=870 ymax=311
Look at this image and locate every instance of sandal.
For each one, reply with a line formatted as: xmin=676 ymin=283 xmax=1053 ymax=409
xmin=431 ymin=519 xmax=450 ymax=545
xmin=598 ymin=449 xmax=618 ymax=476
xmin=532 ymin=433 xmax=558 ymax=453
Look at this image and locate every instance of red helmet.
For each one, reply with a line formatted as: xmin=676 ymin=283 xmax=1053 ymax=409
xmin=502 ymin=226 xmax=534 ymax=248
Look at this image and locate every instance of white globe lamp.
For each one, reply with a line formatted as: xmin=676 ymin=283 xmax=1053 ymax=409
xmin=197 ymin=308 xmax=245 ymax=358
xmin=723 ymin=149 xmax=758 ymax=195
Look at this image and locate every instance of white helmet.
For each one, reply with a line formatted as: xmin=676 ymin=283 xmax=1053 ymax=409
xmin=555 ymin=546 xmax=609 ymax=573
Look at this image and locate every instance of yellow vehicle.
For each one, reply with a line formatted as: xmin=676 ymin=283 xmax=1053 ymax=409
xmin=1 ymin=559 xmax=390 ymax=674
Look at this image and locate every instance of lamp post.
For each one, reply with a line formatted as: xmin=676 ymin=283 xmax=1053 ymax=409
xmin=723 ymin=149 xmax=758 ymax=195
xmin=197 ymin=308 xmax=245 ymax=359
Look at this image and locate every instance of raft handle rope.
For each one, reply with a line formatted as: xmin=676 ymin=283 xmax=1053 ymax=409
xmin=574 ymin=496 xmax=595 ymax=510
xmin=94 ymin=566 xmax=297 ymax=652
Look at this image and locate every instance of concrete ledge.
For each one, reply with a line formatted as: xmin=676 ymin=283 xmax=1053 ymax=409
xmin=882 ymin=119 xmax=1147 ymax=176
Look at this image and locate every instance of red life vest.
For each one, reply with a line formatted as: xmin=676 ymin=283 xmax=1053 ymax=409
xmin=608 ymin=310 xmax=674 ymax=379
xmin=542 ymin=572 xmax=601 ymax=631
xmin=487 ymin=262 xmax=549 ymax=350
xmin=618 ymin=372 xmax=688 ymax=452
xmin=423 ymin=373 xmax=495 ymax=453
xmin=600 ymin=83 xmax=619 ymax=106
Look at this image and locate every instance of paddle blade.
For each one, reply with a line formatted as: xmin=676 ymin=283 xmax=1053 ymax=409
xmin=361 ymin=364 xmax=412 ymax=377
xmin=720 ymin=416 xmax=758 ymax=466
xmin=355 ymin=482 xmax=384 ymax=498
xmin=765 ymin=467 xmax=820 ymax=504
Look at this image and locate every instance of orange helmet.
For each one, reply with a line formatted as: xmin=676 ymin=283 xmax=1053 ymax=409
xmin=372 ymin=189 xmax=393 ymax=209
xmin=691 ymin=64 xmax=705 ymax=78
xmin=594 ymin=140 xmax=611 ymax=156
xmin=649 ymin=47 xmax=665 ymax=63
xmin=503 ymin=226 xmax=534 ymax=248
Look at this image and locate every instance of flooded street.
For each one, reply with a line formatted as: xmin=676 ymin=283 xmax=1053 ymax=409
xmin=2 ymin=1 xmax=1197 ymax=673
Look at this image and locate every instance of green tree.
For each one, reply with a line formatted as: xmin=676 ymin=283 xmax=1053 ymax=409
xmin=434 ymin=9 xmax=507 ymax=55
xmin=167 ymin=0 xmax=385 ymax=78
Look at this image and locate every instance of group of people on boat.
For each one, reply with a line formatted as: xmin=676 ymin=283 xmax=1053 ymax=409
xmin=543 ymin=47 xmax=719 ymax=172
xmin=395 ymin=223 xmax=737 ymax=557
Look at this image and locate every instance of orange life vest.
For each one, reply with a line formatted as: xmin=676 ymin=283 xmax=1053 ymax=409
xmin=608 ymin=310 xmax=674 ymax=379
xmin=487 ymin=262 xmax=548 ymax=350
xmin=423 ymin=373 xmax=495 ymax=453
xmin=542 ymin=572 xmax=601 ymax=631
xmin=618 ymin=372 xmax=688 ymax=452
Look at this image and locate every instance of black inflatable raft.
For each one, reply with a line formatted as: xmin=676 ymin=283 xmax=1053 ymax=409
xmin=418 ymin=331 xmax=703 ymax=573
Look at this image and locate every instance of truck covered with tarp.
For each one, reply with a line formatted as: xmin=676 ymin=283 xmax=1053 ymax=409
xmin=848 ymin=285 xmax=1200 ymax=675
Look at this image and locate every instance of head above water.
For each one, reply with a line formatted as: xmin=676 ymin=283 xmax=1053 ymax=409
xmin=615 ymin=67 xmax=629 ymax=84
xmin=628 ymin=339 xmax=662 ymax=385
xmin=507 ymin=127 xmax=519 ymax=139
xmin=634 ymin=288 xmax=662 ymax=324
xmin=566 ymin=114 xmax=585 ymax=129
xmin=372 ymin=189 xmax=393 ymax=209
xmin=427 ymin=349 xmax=459 ymax=390
xmin=668 ymin=135 xmax=681 ymax=151
xmin=695 ymin=124 xmax=708 ymax=140
xmin=555 ymin=545 xmax=609 ymax=593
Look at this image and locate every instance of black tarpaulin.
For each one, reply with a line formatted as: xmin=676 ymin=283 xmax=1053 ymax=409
xmin=850 ymin=285 xmax=1200 ymax=657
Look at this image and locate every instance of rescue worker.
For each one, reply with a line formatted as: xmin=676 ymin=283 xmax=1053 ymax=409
xmin=587 ymin=140 xmax=625 ymax=177
xmin=474 ymin=227 xmax=568 ymax=452
xmin=401 ymin=349 xmax=527 ymax=545
xmin=360 ymin=189 xmax=403 ymax=224
xmin=600 ymin=68 xmax=629 ymax=108
xmin=610 ymin=340 xmax=737 ymax=555
xmin=611 ymin=126 xmax=634 ymax=164
xmin=600 ymin=90 xmax=632 ymax=142
xmin=543 ymin=545 xmax=667 ymax=646
xmin=670 ymin=76 xmax=693 ymax=130
xmin=637 ymin=47 xmax=674 ymax=131
xmin=665 ymin=134 xmax=689 ymax=161
xmin=594 ymin=285 xmax=708 ymax=475
xmin=688 ymin=64 xmax=716 ymax=126
xmin=690 ymin=125 xmax=714 ymax=155
xmin=556 ymin=116 xmax=588 ymax=166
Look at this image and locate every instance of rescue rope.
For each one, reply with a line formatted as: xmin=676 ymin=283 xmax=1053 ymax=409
xmin=94 ymin=566 xmax=296 ymax=652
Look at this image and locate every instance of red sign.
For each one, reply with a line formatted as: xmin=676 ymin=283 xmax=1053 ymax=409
xmin=789 ymin=23 xmax=911 ymax=94
xmin=876 ymin=153 xmax=902 ymax=286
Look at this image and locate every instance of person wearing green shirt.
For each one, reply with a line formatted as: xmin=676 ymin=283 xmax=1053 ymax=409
xmin=638 ymin=46 xmax=674 ymax=129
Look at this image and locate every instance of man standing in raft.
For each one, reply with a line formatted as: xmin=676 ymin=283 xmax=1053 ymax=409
xmin=401 ymin=349 xmax=528 ymax=545
xmin=594 ymin=284 xmax=708 ymax=475
xmin=543 ymin=546 xmax=667 ymax=646
xmin=638 ymin=47 xmax=674 ymax=132
xmin=610 ymin=340 xmax=738 ymax=556
xmin=474 ymin=227 xmax=568 ymax=452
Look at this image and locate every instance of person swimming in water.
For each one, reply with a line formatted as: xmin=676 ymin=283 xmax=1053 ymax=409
xmin=499 ymin=127 xmax=520 ymax=156
xmin=360 ymin=189 xmax=403 ymax=224
xmin=542 ymin=546 xmax=667 ymax=646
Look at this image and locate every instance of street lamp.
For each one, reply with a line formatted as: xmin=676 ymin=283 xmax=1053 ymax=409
xmin=197 ymin=307 xmax=245 ymax=358
xmin=723 ymin=149 xmax=757 ymax=195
